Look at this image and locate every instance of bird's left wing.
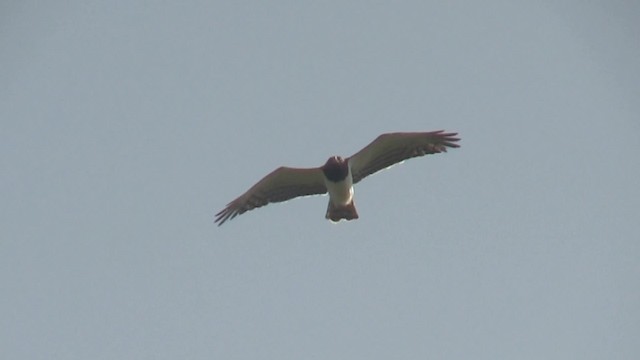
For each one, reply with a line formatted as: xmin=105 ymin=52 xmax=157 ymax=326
xmin=215 ymin=166 xmax=327 ymax=226
xmin=348 ymin=130 xmax=460 ymax=184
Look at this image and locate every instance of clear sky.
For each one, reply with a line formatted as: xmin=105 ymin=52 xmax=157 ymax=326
xmin=2 ymin=1 xmax=639 ymax=359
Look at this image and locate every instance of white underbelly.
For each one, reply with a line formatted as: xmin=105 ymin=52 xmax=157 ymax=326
xmin=325 ymin=171 xmax=354 ymax=206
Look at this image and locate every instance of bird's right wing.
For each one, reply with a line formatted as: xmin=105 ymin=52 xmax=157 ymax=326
xmin=348 ymin=130 xmax=460 ymax=184
xmin=215 ymin=166 xmax=327 ymax=226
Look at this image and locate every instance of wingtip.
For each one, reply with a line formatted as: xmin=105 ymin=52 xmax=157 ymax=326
xmin=214 ymin=208 xmax=231 ymax=226
xmin=214 ymin=205 xmax=242 ymax=226
xmin=438 ymin=130 xmax=461 ymax=148
xmin=214 ymin=214 xmax=225 ymax=226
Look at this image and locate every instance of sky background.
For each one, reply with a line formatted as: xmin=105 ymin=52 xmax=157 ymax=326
xmin=2 ymin=1 xmax=639 ymax=359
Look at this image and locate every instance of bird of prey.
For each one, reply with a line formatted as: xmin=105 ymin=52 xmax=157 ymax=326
xmin=215 ymin=130 xmax=460 ymax=225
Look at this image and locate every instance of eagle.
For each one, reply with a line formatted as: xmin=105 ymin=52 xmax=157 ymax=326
xmin=215 ymin=130 xmax=460 ymax=225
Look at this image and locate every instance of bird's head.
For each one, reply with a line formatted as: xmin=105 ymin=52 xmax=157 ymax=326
xmin=322 ymin=156 xmax=349 ymax=182
xmin=325 ymin=155 xmax=344 ymax=166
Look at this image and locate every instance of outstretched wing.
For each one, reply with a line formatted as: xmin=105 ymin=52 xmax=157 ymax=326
xmin=215 ymin=166 xmax=327 ymax=226
xmin=348 ymin=130 xmax=460 ymax=184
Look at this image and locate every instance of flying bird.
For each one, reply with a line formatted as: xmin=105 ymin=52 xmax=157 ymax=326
xmin=215 ymin=130 xmax=460 ymax=225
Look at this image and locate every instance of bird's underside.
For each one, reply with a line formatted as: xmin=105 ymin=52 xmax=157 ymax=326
xmin=215 ymin=130 xmax=460 ymax=226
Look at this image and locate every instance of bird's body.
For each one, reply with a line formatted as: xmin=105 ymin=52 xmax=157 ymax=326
xmin=322 ymin=156 xmax=358 ymax=221
xmin=324 ymin=172 xmax=353 ymax=207
xmin=215 ymin=130 xmax=460 ymax=225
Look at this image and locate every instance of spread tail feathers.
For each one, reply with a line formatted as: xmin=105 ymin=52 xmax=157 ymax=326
xmin=325 ymin=200 xmax=359 ymax=222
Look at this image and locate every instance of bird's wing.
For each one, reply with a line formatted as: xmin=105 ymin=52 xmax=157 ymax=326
xmin=215 ymin=166 xmax=327 ymax=225
xmin=348 ymin=130 xmax=460 ymax=183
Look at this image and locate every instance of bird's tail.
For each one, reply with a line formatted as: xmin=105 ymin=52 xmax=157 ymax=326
xmin=325 ymin=199 xmax=359 ymax=223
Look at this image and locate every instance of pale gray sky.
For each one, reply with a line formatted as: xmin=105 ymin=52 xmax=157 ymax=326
xmin=1 ymin=1 xmax=639 ymax=359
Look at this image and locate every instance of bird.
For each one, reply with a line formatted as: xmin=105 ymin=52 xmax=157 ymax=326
xmin=215 ymin=130 xmax=460 ymax=225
